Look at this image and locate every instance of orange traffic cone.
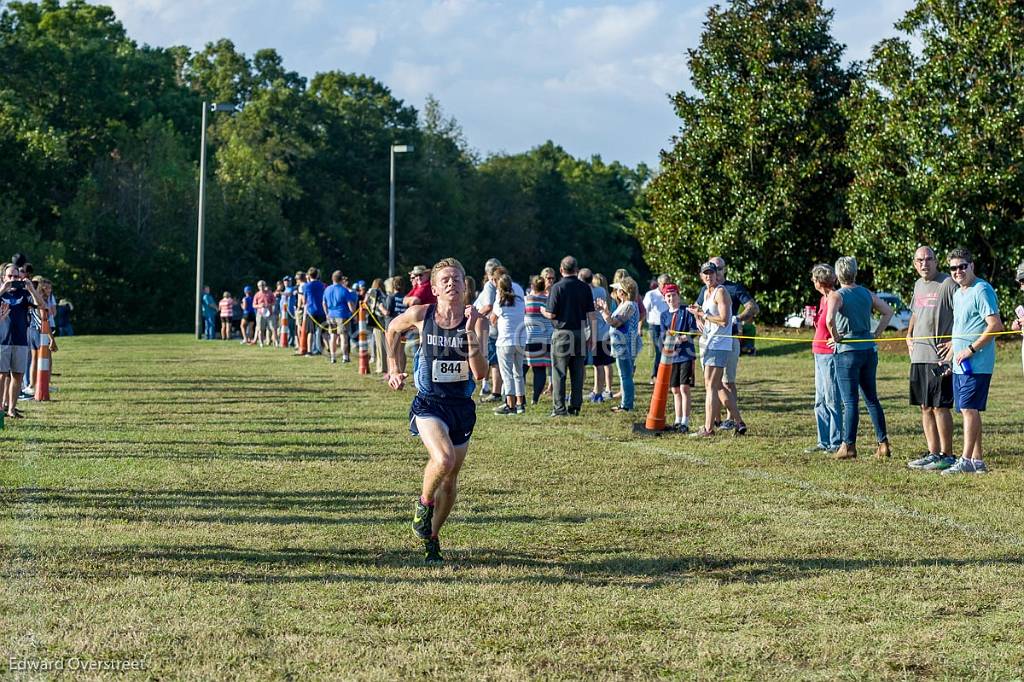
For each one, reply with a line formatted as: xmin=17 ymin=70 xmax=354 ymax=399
xmin=279 ymin=303 xmax=289 ymax=348
xmin=643 ymin=358 xmax=673 ymax=431
xmin=35 ymin=309 xmax=52 ymax=401
xmin=297 ymin=312 xmax=308 ymax=355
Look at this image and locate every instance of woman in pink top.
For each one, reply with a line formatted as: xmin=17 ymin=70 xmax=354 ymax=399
xmin=218 ymin=292 xmax=235 ymax=340
xmin=807 ymin=264 xmax=842 ymax=453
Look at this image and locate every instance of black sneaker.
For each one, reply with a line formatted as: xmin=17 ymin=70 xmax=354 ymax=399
xmin=412 ymin=499 xmax=433 ymax=540
xmin=424 ymin=537 xmax=443 ymax=564
xmin=493 ymin=404 xmax=515 ymax=416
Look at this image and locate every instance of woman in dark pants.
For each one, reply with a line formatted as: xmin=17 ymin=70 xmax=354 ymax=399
xmin=826 ymin=256 xmax=894 ymax=460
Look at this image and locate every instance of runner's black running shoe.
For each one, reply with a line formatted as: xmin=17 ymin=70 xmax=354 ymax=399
xmin=412 ymin=499 xmax=433 ymax=540
xmin=424 ymin=537 xmax=443 ymax=564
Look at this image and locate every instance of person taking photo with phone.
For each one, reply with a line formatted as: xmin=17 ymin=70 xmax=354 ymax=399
xmin=0 ymin=263 xmax=45 ymax=419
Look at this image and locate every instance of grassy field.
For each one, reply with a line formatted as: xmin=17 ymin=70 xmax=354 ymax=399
xmin=2 ymin=332 xmax=1023 ymax=679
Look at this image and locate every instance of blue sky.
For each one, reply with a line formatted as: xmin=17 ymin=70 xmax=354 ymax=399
xmin=104 ymin=0 xmax=915 ymax=168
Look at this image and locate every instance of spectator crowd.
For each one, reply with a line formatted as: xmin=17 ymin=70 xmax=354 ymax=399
xmin=215 ymin=247 xmax=1023 ymax=477
xmin=1 ymin=252 xmax=73 ymax=424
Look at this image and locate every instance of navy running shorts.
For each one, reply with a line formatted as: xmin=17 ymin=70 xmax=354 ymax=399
xmin=409 ymin=395 xmax=477 ymax=446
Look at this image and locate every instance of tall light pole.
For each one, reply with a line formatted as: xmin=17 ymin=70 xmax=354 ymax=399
xmin=195 ymin=101 xmax=240 ymax=339
xmin=388 ymin=143 xmax=413 ymax=278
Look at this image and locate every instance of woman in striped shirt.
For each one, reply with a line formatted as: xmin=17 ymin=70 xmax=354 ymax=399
xmin=524 ymin=275 xmax=554 ymax=405
xmin=218 ymin=292 xmax=235 ymax=340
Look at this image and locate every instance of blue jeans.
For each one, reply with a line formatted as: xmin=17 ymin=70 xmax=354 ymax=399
xmin=648 ymin=324 xmax=664 ymax=377
xmin=813 ymin=353 xmax=842 ymax=449
xmin=834 ymin=350 xmax=887 ymax=445
xmin=203 ymin=314 xmax=217 ymax=340
xmin=615 ymin=354 xmax=635 ymax=410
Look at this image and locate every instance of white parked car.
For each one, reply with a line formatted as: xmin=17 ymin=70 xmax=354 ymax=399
xmin=785 ymin=292 xmax=911 ymax=331
xmin=871 ymin=292 xmax=912 ymax=332
xmin=784 ymin=305 xmax=816 ymax=329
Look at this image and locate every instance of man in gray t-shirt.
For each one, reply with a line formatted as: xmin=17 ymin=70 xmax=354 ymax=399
xmin=906 ymin=246 xmax=959 ymax=470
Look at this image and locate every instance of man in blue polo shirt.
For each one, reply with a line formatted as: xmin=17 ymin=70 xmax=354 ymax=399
xmin=303 ymin=267 xmax=327 ymax=356
xmin=942 ymin=247 xmax=1004 ymax=475
xmin=323 ymin=270 xmax=357 ymax=363
xmin=1 ymin=263 xmax=44 ymax=419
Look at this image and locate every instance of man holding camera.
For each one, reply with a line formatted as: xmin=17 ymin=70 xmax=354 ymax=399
xmin=1 ymin=263 xmax=45 ymax=418
xmin=905 ymin=246 xmax=959 ymax=471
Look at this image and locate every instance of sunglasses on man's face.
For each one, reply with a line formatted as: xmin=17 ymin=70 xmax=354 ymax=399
xmin=949 ymin=263 xmax=970 ymax=272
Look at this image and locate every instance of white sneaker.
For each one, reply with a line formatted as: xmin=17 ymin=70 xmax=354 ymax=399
xmin=941 ymin=457 xmax=981 ymax=475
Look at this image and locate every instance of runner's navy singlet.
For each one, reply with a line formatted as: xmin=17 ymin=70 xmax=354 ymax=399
xmin=413 ymin=305 xmax=476 ymax=401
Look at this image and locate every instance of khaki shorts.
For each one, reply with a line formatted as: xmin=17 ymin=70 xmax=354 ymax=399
xmin=725 ymin=339 xmax=740 ymax=384
xmin=256 ymin=313 xmax=275 ymax=334
xmin=0 ymin=345 xmax=29 ymax=375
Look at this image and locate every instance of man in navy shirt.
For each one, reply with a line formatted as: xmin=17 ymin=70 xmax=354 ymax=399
xmin=1 ymin=263 xmax=45 ymax=418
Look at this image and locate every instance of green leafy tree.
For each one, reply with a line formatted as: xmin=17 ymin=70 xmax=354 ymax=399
xmin=293 ymin=71 xmax=418 ymax=276
xmin=644 ymin=0 xmax=852 ymax=313
xmin=842 ymin=0 xmax=1024 ymax=305
xmin=475 ymin=142 xmax=648 ymax=280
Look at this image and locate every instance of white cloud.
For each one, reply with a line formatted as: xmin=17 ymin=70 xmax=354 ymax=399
xmin=420 ymin=0 xmax=476 ymax=35
xmin=556 ymin=2 xmax=661 ymax=55
xmin=341 ymin=26 xmax=378 ymax=56
xmin=387 ymin=61 xmax=445 ymax=100
xmin=98 ymin=0 xmax=924 ymax=167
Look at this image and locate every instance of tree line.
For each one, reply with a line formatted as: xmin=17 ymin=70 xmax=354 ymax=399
xmin=0 ymin=0 xmax=648 ymax=333
xmin=642 ymin=0 xmax=1024 ymax=316
xmin=2 ymin=0 xmax=1021 ymax=332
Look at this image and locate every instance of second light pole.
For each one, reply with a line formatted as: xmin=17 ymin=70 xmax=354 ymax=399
xmin=388 ymin=143 xmax=413 ymax=278
xmin=195 ymin=101 xmax=241 ymax=339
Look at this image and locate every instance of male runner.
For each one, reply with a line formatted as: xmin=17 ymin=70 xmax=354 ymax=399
xmin=386 ymin=258 xmax=488 ymax=564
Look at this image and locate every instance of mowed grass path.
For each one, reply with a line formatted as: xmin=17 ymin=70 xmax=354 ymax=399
xmin=2 ymin=333 xmax=1023 ymax=679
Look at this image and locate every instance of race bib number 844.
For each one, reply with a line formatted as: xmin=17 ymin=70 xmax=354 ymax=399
xmin=432 ymin=359 xmax=469 ymax=383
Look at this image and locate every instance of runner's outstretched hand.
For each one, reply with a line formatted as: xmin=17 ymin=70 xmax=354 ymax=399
xmin=464 ymin=305 xmax=488 ymax=339
xmin=388 ymin=372 xmax=408 ymax=391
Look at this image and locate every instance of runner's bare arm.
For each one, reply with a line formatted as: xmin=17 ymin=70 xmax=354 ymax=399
xmin=385 ymin=304 xmax=427 ymax=389
xmin=464 ymin=306 xmax=489 ymax=380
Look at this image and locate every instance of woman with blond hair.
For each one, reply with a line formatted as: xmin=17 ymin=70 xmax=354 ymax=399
xmin=490 ymin=273 xmax=527 ymax=415
xmin=596 ymin=276 xmax=642 ymax=412
xmin=691 ymin=261 xmax=745 ymax=437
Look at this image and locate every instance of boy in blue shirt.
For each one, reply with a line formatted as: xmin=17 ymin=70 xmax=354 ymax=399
xmin=659 ymin=284 xmax=698 ymax=432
